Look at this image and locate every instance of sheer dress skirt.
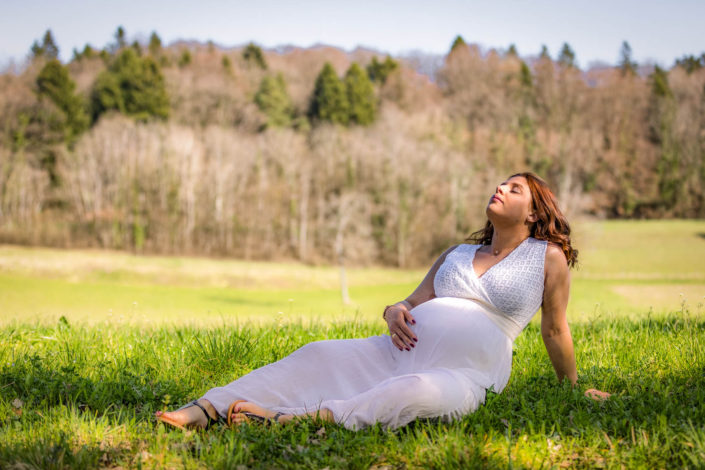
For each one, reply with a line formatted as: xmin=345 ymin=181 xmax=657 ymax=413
xmin=202 ymin=296 xmax=512 ymax=430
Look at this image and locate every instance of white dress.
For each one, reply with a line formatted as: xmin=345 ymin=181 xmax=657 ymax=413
xmin=202 ymin=237 xmax=547 ymax=430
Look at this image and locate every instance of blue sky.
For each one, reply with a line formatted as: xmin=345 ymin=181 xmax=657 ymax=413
xmin=1 ymin=0 xmax=703 ymax=68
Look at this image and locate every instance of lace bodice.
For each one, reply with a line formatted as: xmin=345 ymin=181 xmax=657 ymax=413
xmin=432 ymin=237 xmax=547 ymax=340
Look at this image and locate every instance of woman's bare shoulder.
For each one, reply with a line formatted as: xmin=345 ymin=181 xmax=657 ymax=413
xmin=544 ymin=242 xmax=569 ymax=273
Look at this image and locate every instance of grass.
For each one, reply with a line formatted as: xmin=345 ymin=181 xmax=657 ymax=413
xmin=1 ymin=219 xmax=704 ymax=468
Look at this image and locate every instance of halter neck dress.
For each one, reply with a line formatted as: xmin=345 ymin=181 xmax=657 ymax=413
xmin=202 ymin=237 xmax=548 ymax=430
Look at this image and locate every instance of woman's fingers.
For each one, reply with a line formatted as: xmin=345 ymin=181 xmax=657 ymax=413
xmin=390 ymin=320 xmax=417 ymax=351
xmin=391 ymin=327 xmax=414 ymax=350
xmin=402 ymin=309 xmax=416 ymax=325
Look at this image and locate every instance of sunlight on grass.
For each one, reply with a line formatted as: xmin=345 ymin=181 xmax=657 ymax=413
xmin=1 ymin=219 xmax=704 ymax=327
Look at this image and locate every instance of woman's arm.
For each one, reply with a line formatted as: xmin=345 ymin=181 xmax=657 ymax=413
xmin=385 ymin=244 xmax=459 ymax=351
xmin=540 ymin=243 xmax=578 ymax=385
xmin=541 ymin=243 xmax=611 ymax=400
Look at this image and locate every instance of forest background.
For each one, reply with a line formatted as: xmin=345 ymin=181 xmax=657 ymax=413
xmin=1 ymin=27 xmax=704 ymax=268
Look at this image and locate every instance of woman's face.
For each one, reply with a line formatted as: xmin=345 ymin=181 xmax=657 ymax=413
xmin=486 ymin=175 xmax=536 ymax=226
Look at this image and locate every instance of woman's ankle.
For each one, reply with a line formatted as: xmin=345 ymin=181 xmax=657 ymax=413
xmin=197 ymin=399 xmax=218 ymax=420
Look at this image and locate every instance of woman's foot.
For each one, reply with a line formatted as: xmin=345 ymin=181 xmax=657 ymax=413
xmin=228 ymin=401 xmax=289 ymax=425
xmin=155 ymin=399 xmax=219 ymax=430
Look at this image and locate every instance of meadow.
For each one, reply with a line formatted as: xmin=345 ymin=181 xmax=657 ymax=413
xmin=1 ymin=219 xmax=704 ymax=468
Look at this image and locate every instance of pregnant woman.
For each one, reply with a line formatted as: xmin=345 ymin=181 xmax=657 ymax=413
xmin=156 ymin=171 xmax=609 ymax=431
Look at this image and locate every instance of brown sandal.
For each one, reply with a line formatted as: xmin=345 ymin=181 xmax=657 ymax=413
xmin=156 ymin=399 xmax=225 ymax=430
xmin=227 ymin=400 xmax=284 ymax=426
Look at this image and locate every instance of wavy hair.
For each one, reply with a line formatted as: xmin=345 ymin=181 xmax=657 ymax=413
xmin=465 ymin=172 xmax=578 ymax=268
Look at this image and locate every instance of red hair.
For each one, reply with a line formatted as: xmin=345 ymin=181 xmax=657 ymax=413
xmin=465 ymin=172 xmax=578 ymax=268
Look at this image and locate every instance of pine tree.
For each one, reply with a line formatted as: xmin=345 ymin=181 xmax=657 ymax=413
xmin=178 ymin=49 xmax=192 ymax=67
xmin=91 ymin=48 xmax=169 ymax=121
xmin=366 ymin=55 xmax=399 ymax=84
xmin=82 ymin=44 xmax=96 ymax=59
xmin=308 ymin=62 xmax=349 ymax=125
xmin=519 ymin=61 xmax=533 ymax=89
xmin=36 ymin=59 xmax=89 ymax=142
xmin=254 ymin=73 xmax=294 ymax=128
xmin=619 ymin=41 xmax=637 ymax=76
xmin=115 ymin=26 xmax=127 ymax=50
xmin=506 ymin=44 xmax=518 ymax=57
xmin=558 ymin=42 xmax=576 ymax=68
xmin=450 ymin=35 xmax=467 ymax=54
xmin=30 ymin=29 xmax=59 ymax=60
xmin=243 ymin=43 xmax=267 ymax=69
xmin=648 ymin=65 xmax=679 ymax=211
xmin=674 ymin=53 xmax=704 ymax=74
xmin=345 ymin=63 xmax=376 ymax=126
xmin=148 ymin=32 xmax=162 ymax=56
xmin=650 ymin=65 xmax=672 ymax=99
xmin=539 ymin=45 xmax=550 ymax=60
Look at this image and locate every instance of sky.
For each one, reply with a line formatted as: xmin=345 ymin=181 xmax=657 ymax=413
xmin=1 ymin=0 xmax=703 ymax=69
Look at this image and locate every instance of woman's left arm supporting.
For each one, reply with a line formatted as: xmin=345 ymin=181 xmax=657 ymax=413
xmin=540 ymin=244 xmax=578 ymax=386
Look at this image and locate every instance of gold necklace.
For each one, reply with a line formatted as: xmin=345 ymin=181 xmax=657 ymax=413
xmin=491 ymin=238 xmax=526 ymax=257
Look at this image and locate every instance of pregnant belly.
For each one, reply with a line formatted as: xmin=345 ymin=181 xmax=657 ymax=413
xmin=405 ymin=297 xmax=511 ymax=373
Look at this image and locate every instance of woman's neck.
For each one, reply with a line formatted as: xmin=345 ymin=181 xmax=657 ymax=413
xmin=488 ymin=229 xmax=530 ymax=256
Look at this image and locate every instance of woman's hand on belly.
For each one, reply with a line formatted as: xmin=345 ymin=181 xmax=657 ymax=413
xmin=385 ymin=306 xmax=418 ymax=351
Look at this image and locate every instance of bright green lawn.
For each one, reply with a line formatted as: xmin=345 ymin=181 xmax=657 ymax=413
xmin=1 ymin=219 xmax=704 ymax=468
xmin=1 ymin=219 xmax=704 ymax=326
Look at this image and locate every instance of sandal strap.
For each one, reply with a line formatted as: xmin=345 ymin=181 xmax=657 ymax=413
xmin=189 ymin=400 xmax=221 ymax=429
xmin=242 ymin=411 xmax=285 ymax=425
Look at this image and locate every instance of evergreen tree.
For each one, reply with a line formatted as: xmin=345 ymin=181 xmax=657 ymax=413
xmin=82 ymin=44 xmax=96 ymax=59
xmin=558 ymin=42 xmax=576 ymax=68
xmin=648 ymin=66 xmax=679 ymax=211
xmin=148 ymin=32 xmax=162 ymax=56
xmin=619 ymin=41 xmax=637 ymax=76
xmin=506 ymin=44 xmax=518 ymax=57
xmin=42 ymin=30 xmax=59 ymax=59
xmin=178 ymin=49 xmax=192 ymax=67
xmin=539 ymin=45 xmax=550 ymax=60
xmin=115 ymin=26 xmax=127 ymax=50
xmin=222 ymin=55 xmax=232 ymax=73
xmin=131 ymin=41 xmax=142 ymax=56
xmin=243 ymin=43 xmax=267 ymax=69
xmin=30 ymin=29 xmax=59 ymax=60
xmin=91 ymin=48 xmax=169 ymax=121
xmin=449 ymin=35 xmax=467 ymax=54
xmin=366 ymin=55 xmax=399 ymax=84
xmin=254 ymin=73 xmax=294 ymax=128
xmin=674 ymin=53 xmax=704 ymax=74
xmin=36 ymin=59 xmax=89 ymax=142
xmin=650 ymin=65 xmax=672 ymax=99
xmin=519 ymin=61 xmax=533 ymax=90
xmin=308 ymin=62 xmax=349 ymax=125
xmin=345 ymin=63 xmax=376 ymax=126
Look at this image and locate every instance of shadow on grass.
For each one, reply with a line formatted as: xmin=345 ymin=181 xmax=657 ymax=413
xmin=1 ymin=315 xmax=703 ymax=468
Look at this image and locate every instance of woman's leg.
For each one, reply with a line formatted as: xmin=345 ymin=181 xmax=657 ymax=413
xmin=155 ymin=398 xmax=219 ymax=429
xmin=227 ymin=401 xmax=334 ymax=425
xmin=202 ymin=335 xmax=396 ymax=419
xmin=320 ymin=368 xmax=486 ymax=430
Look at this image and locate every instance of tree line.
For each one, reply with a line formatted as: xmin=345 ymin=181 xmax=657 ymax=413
xmin=0 ymin=28 xmax=703 ymax=267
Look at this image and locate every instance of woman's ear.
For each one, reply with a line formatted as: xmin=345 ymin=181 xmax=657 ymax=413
xmin=527 ymin=211 xmax=538 ymax=223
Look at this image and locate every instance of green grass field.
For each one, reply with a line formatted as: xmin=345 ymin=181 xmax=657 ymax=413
xmin=1 ymin=220 xmax=704 ymax=468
